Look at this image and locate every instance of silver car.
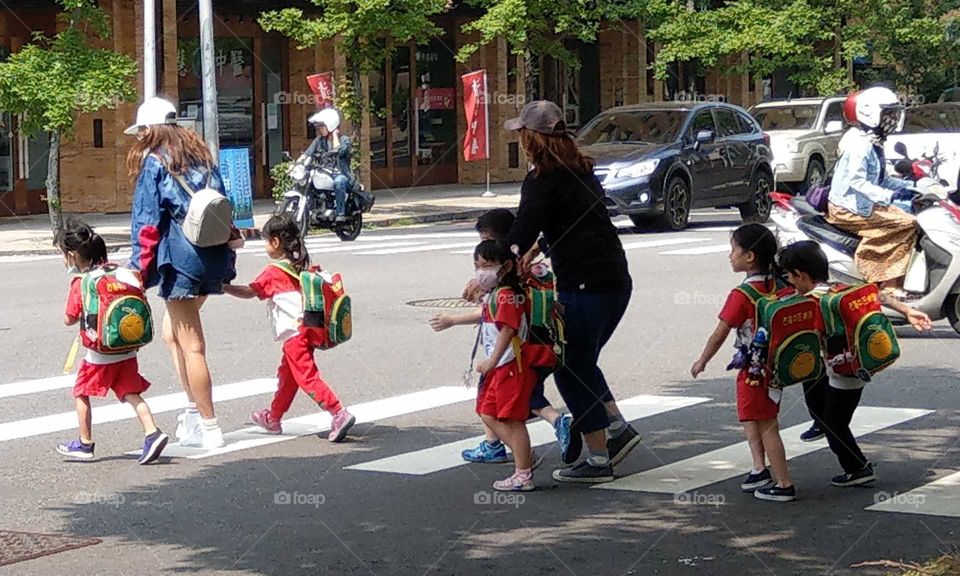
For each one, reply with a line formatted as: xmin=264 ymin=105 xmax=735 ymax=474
xmin=749 ymin=97 xmax=848 ymax=194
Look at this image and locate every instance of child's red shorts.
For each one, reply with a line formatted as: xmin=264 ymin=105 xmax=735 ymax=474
xmin=74 ymin=358 xmax=151 ymax=401
xmin=736 ymin=371 xmax=781 ymax=422
xmin=476 ymin=361 xmax=538 ymax=421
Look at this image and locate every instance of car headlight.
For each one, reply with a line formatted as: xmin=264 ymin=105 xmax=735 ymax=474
xmin=614 ymin=159 xmax=660 ymax=179
xmin=290 ymin=164 xmax=306 ymax=183
xmin=774 ymin=140 xmax=799 ymax=155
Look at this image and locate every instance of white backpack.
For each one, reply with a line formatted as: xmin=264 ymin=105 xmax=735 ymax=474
xmin=158 ymin=156 xmax=234 ymax=248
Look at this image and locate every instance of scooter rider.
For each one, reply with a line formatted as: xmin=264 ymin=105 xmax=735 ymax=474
xmin=826 ymin=86 xmax=918 ymax=297
xmin=305 ymin=108 xmax=354 ymax=222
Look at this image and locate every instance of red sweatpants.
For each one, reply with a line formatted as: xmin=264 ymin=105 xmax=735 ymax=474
xmin=270 ymin=329 xmax=342 ymax=420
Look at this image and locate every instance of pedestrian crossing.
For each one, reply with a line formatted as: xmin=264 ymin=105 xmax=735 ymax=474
xmin=2 ymin=369 xmax=956 ymax=518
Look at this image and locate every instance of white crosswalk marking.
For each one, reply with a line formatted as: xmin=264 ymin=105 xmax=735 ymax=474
xmin=345 ymin=394 xmax=711 ymax=475
xmin=354 ymin=242 xmax=480 ymax=256
xmin=866 ymin=470 xmax=960 ymax=518
xmin=0 ymin=375 xmax=76 ymax=399
xmin=659 ymin=244 xmax=730 ymax=256
xmin=596 ymin=406 xmax=932 ymax=494
xmin=0 ymin=379 xmax=278 ymax=443
xmin=621 ymin=238 xmax=709 ymax=251
xmin=143 ymin=386 xmax=477 ymax=459
xmin=254 ymin=241 xmax=425 ymax=256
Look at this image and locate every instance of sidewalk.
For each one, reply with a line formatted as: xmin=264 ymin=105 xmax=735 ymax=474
xmin=0 ymin=182 xmax=521 ymax=256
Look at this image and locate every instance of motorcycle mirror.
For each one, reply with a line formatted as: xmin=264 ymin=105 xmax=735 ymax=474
xmin=282 ymin=151 xmax=292 ymax=162
xmin=894 ymin=141 xmax=908 ymax=157
xmin=894 ymin=159 xmax=913 ymax=177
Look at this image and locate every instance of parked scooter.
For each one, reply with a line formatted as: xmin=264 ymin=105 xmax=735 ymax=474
xmin=769 ymin=152 xmax=960 ymax=334
xmin=277 ymin=151 xmax=375 ymax=242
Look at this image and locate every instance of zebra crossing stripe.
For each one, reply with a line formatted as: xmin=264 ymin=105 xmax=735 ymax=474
xmin=252 ymin=241 xmax=425 ymax=256
xmin=595 ymin=406 xmax=932 ymax=494
xmin=658 ymin=244 xmax=731 ymax=256
xmin=345 ymin=394 xmax=711 ymax=476
xmin=866 ymin=470 xmax=960 ymax=518
xmin=621 ymin=238 xmax=709 ymax=251
xmin=0 ymin=375 xmax=76 ymax=399
xmin=354 ymin=242 xmax=480 ymax=256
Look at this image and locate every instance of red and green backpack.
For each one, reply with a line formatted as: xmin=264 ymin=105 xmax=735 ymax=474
xmin=272 ymin=261 xmax=352 ymax=350
xmin=817 ymin=283 xmax=900 ymax=381
xmin=80 ymin=265 xmax=154 ymax=354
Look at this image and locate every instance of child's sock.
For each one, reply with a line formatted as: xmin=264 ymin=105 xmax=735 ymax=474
xmin=200 ymin=417 xmax=219 ymax=431
xmin=587 ymin=450 xmax=610 ymax=467
xmin=185 ymin=402 xmax=198 ymax=414
xmin=607 ymin=419 xmax=626 ymax=439
xmin=752 ymin=468 xmax=766 ymax=475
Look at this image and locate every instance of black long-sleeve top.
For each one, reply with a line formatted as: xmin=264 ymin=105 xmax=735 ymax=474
xmin=507 ymin=168 xmax=631 ymax=293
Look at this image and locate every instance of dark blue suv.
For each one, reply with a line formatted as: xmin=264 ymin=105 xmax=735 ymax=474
xmin=577 ymin=102 xmax=774 ymax=231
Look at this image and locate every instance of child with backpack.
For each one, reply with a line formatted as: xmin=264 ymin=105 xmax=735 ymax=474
xmin=222 ymin=214 xmax=355 ymax=442
xmin=55 ymin=218 xmax=168 ymax=464
xmin=430 ymin=209 xmax=575 ymax=465
xmin=778 ymin=241 xmax=932 ymax=486
xmin=691 ymin=223 xmax=797 ymax=502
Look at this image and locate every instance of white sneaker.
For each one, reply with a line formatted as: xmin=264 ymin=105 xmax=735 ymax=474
xmin=177 ymin=412 xmax=202 ymax=447
xmin=201 ymin=425 xmax=226 ymax=449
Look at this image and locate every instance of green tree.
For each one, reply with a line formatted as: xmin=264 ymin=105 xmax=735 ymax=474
xmin=0 ymin=0 xmax=136 ymax=234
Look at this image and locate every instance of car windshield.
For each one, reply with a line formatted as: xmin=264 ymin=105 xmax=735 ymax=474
xmin=901 ymin=104 xmax=960 ymax=133
xmin=751 ymin=105 xmax=820 ymax=130
xmin=577 ymin=110 xmax=688 ymax=145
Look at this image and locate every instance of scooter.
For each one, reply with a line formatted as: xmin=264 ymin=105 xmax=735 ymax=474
xmin=277 ymin=152 xmax=375 ymax=242
xmin=892 ymin=141 xmax=949 ymax=187
xmin=769 ymin=152 xmax=960 ymax=335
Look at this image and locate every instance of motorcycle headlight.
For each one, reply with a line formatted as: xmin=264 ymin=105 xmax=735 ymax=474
xmin=290 ymin=164 xmax=306 ymax=182
xmin=614 ymin=159 xmax=660 ymax=180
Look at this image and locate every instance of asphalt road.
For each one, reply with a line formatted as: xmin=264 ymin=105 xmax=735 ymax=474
xmin=1 ymin=211 xmax=958 ymax=576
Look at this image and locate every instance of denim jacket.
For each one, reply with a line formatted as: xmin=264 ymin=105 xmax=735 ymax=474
xmin=130 ymin=153 xmax=237 ymax=288
xmin=304 ymin=134 xmax=354 ymax=182
xmin=828 ymin=131 xmax=912 ymax=217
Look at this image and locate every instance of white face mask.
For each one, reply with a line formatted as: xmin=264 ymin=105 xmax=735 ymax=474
xmin=475 ymin=266 xmax=501 ymax=293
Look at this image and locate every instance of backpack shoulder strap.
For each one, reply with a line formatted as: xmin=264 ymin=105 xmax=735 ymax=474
xmin=735 ymin=282 xmax=766 ymax=304
xmin=269 ymin=260 xmax=300 ymax=281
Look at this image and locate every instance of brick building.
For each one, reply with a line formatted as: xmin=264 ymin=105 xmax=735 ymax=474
xmin=0 ymin=1 xmax=770 ymax=216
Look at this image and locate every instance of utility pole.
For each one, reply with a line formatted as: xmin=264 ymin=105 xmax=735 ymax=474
xmin=144 ymin=0 xmax=156 ymax=98
xmin=198 ymin=0 xmax=220 ymax=160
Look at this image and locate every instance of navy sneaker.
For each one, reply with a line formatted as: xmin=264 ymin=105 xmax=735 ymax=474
xmin=831 ymin=464 xmax=877 ymax=487
xmin=754 ymin=484 xmax=797 ymax=502
xmin=56 ymin=439 xmax=95 ymax=460
xmin=740 ymin=468 xmax=773 ymax=492
xmin=607 ymin=424 xmax=641 ymax=466
xmin=139 ymin=430 xmax=169 ymax=465
xmin=552 ymin=461 xmax=614 ymax=484
xmin=800 ymin=423 xmax=825 ymax=442
xmin=555 ymin=414 xmax=582 ymax=464
xmin=462 ymin=440 xmax=509 ymax=463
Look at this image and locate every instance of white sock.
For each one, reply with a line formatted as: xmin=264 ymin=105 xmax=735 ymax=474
xmin=752 ymin=468 xmax=765 ymax=475
xmin=186 ymin=403 xmax=198 ymax=414
xmin=201 ymin=417 xmax=219 ymax=431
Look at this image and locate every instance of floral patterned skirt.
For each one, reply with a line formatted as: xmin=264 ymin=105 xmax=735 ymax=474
xmin=826 ymin=203 xmax=918 ymax=283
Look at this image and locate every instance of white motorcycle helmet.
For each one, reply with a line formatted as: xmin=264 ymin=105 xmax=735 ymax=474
xmin=855 ymin=86 xmax=904 ymax=137
xmin=308 ymin=107 xmax=341 ymax=132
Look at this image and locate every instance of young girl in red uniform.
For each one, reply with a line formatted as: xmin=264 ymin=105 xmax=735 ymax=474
xmin=691 ymin=223 xmax=796 ymax=502
xmin=223 ymin=214 xmax=355 ymax=442
xmin=56 ymin=218 xmax=169 ymax=464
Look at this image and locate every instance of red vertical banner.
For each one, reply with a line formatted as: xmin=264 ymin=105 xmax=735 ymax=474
xmin=306 ymin=72 xmax=336 ymax=109
xmin=461 ymin=70 xmax=489 ymax=162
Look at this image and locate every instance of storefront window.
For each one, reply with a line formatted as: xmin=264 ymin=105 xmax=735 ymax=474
xmin=0 ymin=113 xmax=12 ymax=192
xmin=414 ymin=38 xmax=457 ymax=167
xmin=391 ymin=47 xmax=412 ymax=168
xmin=370 ymin=66 xmax=387 ymax=168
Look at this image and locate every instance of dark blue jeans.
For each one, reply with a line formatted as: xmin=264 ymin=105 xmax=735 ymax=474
xmin=333 ymin=175 xmax=350 ymax=216
xmin=554 ymin=284 xmax=632 ymax=434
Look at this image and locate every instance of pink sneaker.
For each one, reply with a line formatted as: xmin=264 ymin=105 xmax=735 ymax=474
xmin=493 ymin=470 xmax=535 ymax=492
xmin=327 ymin=409 xmax=356 ymax=442
xmin=250 ymin=409 xmax=282 ymax=435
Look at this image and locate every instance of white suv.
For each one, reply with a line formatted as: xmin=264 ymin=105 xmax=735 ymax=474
xmin=749 ymin=97 xmax=848 ymax=194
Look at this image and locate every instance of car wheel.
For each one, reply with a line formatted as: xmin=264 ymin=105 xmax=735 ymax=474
xmin=739 ymin=170 xmax=773 ymax=223
xmin=800 ymin=158 xmax=825 ymax=195
xmin=629 ymin=215 xmax=657 ymax=231
xmin=657 ymin=176 xmax=692 ymax=231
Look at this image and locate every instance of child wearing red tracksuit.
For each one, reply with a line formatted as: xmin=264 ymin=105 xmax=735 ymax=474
xmin=223 ymin=214 xmax=355 ymax=442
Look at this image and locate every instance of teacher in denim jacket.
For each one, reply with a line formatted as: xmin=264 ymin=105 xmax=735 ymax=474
xmin=827 ymin=87 xmax=917 ymax=294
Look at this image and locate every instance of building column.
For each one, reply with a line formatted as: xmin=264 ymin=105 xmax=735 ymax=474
xmin=653 ymin=43 xmax=664 ymax=102
xmin=162 ymin=0 xmax=178 ymax=104
xmin=638 ymin=23 xmax=648 ymax=103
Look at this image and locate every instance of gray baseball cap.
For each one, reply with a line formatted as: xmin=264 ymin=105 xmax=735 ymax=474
xmin=504 ymin=100 xmax=567 ymax=135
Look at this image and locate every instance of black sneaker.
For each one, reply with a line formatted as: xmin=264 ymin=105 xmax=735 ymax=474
xmin=740 ymin=468 xmax=773 ymax=492
xmin=606 ymin=424 xmax=641 ymax=466
xmin=552 ymin=461 xmax=615 ymax=484
xmin=799 ymin=423 xmax=825 ymax=443
xmin=754 ymin=484 xmax=797 ymax=502
xmin=831 ymin=464 xmax=877 ymax=487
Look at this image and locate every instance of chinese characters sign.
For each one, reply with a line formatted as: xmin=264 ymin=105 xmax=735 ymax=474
xmin=306 ymin=73 xmax=336 ymax=109
xmin=461 ymin=70 xmax=489 ymax=162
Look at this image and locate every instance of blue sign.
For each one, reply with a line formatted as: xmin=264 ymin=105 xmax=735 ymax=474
xmin=219 ymin=147 xmax=255 ymax=228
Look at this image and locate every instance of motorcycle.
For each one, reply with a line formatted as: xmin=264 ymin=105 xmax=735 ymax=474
xmin=277 ymin=151 xmax=375 ymax=242
xmin=769 ymin=144 xmax=960 ymax=335
xmin=892 ymin=141 xmax=949 ymax=187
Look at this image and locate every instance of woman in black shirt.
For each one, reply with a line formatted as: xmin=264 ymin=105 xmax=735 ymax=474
xmin=505 ymin=101 xmax=638 ymax=483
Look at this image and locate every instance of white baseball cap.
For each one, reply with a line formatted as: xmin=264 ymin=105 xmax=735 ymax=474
xmin=124 ymin=97 xmax=178 ymax=135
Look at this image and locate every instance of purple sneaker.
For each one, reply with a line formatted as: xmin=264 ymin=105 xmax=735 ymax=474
xmin=250 ymin=409 xmax=282 ymax=435
xmin=327 ymin=409 xmax=356 ymax=442
xmin=56 ymin=439 xmax=95 ymax=460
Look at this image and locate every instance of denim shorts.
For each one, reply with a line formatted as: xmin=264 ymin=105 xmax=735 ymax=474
xmin=158 ymin=268 xmax=224 ymax=301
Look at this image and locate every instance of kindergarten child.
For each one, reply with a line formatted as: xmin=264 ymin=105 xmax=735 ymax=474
xmin=778 ymin=241 xmax=932 ymax=486
xmin=55 ymin=217 xmax=169 ymax=464
xmin=222 ymin=213 xmax=355 ymax=442
xmin=691 ymin=223 xmax=796 ymax=502
xmin=430 ymin=209 xmax=575 ymax=464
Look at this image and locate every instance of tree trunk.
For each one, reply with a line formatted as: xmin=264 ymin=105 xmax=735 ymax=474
xmin=46 ymin=131 xmax=62 ymax=236
xmin=523 ymin=47 xmax=540 ymax=101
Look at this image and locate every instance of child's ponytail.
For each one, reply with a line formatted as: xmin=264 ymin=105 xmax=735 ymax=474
xmin=56 ymin=217 xmax=108 ymax=267
xmin=262 ymin=213 xmax=310 ymax=272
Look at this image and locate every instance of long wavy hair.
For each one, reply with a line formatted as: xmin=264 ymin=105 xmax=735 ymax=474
xmin=126 ymin=125 xmax=214 ymax=177
xmin=518 ymin=128 xmax=594 ymax=177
